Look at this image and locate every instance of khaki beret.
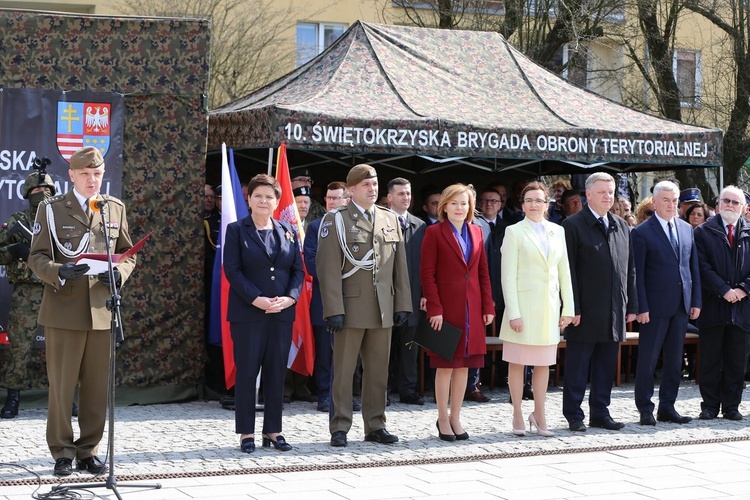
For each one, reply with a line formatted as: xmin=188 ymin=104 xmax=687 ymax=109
xmin=346 ymin=164 xmax=377 ymax=187
xmin=69 ymin=146 xmax=104 ymax=170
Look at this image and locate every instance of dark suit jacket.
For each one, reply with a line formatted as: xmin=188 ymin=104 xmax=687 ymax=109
xmin=224 ymin=216 xmax=304 ymax=323
xmin=562 ymin=208 xmax=637 ymax=342
xmin=303 ymin=216 xmax=326 ymax=326
xmin=632 ymin=215 xmax=701 ymax=317
xmin=475 ymin=215 xmax=508 ymax=312
xmin=421 ymin=221 xmax=494 ymax=358
xmin=401 ymin=212 xmax=426 ymax=327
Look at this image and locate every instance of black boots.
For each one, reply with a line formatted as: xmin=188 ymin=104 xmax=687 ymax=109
xmin=1 ymin=389 xmax=20 ymax=418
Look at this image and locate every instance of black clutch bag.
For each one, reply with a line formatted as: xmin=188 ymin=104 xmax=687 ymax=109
xmin=409 ymin=314 xmax=462 ymax=361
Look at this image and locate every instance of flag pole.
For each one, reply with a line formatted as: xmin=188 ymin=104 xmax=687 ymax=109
xmin=267 ymin=147 xmax=274 ymax=175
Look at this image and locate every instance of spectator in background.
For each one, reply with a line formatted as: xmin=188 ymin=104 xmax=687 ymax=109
xmin=635 ymin=197 xmax=655 ymax=225
xmin=500 ymin=181 xmax=574 ymax=437
xmin=683 ymin=203 xmax=708 ymax=229
xmin=548 ymin=179 xmax=571 ymax=224
xmin=293 ymin=186 xmax=312 ymax=232
xmin=421 ymin=188 xmax=442 ymax=226
xmin=304 ymin=181 xmax=350 ymax=413
xmin=560 ymin=190 xmax=583 ymax=221
xmin=203 ymin=184 xmax=216 ymax=217
xmin=618 ymin=197 xmax=633 ymax=217
xmin=291 ymin=169 xmax=325 ymax=223
xmin=386 ymin=178 xmax=426 ymax=405
xmin=679 ymin=188 xmax=702 ymax=217
xmin=421 ymin=184 xmax=494 ymax=441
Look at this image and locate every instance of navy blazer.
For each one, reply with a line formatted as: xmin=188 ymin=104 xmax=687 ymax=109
xmin=303 ymin=216 xmax=326 ymax=326
xmin=632 ymin=215 xmax=701 ymax=317
xmin=401 ymin=212 xmax=426 ymax=327
xmin=224 ymin=216 xmax=304 ymax=323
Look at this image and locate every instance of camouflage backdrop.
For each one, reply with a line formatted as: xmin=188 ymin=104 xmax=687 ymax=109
xmin=0 ymin=11 xmax=210 ymax=391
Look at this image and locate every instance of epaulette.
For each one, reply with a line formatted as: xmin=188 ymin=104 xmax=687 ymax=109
xmin=42 ymin=194 xmax=66 ymax=206
xmin=100 ymin=193 xmax=124 ymax=206
xmin=375 ymin=205 xmax=398 ymax=216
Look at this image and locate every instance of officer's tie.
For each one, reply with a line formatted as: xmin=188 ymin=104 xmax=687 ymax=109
xmin=84 ymin=198 xmax=93 ymax=223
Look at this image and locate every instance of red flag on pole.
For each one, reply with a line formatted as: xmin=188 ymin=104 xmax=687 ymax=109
xmin=273 ymin=142 xmax=316 ymax=376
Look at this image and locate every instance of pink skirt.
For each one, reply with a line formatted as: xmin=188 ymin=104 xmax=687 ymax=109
xmin=502 ymin=341 xmax=558 ymax=366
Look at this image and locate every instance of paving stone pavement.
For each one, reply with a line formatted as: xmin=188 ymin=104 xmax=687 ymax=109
xmin=0 ymin=381 xmax=748 ymax=486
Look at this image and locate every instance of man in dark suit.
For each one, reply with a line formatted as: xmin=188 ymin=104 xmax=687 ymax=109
xmin=562 ymin=173 xmax=638 ymax=432
xmin=694 ymin=185 xmax=750 ymax=421
xmin=632 ymin=180 xmax=701 ymax=425
xmin=317 ymin=164 xmax=412 ymax=447
xmin=304 ymin=181 xmax=349 ymax=412
xmin=386 ymin=178 xmax=426 ymax=405
xmin=420 ymin=188 xmax=441 ymax=226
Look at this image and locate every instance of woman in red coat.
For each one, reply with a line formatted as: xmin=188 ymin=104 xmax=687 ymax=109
xmin=421 ymin=184 xmax=495 ymax=441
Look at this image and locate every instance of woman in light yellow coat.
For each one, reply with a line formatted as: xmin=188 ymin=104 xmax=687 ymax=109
xmin=500 ymin=181 xmax=574 ymax=437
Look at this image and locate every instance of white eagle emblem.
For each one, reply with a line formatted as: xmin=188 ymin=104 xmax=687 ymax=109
xmin=85 ymin=105 xmax=110 ymax=133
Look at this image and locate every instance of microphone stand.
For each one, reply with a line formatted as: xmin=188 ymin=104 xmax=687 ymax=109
xmin=52 ymin=200 xmax=160 ymax=499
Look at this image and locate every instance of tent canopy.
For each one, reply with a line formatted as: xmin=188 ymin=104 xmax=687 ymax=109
xmin=208 ymin=21 xmax=722 ymax=176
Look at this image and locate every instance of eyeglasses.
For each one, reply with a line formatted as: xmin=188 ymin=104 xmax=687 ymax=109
xmin=644 ymin=210 xmax=654 ymax=216
xmin=721 ymin=198 xmax=743 ymax=206
xmin=325 ymin=196 xmax=346 ymax=201
xmin=523 ymin=198 xmax=548 ymax=205
xmin=479 ymin=199 xmax=501 ymax=205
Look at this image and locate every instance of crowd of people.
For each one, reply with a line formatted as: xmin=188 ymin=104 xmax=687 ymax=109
xmin=1 ymin=153 xmax=748 ymax=475
xmin=198 ymin=164 xmax=750 ymax=455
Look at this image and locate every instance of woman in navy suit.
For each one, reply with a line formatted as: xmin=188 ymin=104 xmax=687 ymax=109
xmin=224 ymin=174 xmax=304 ymax=453
xmin=421 ymin=184 xmax=494 ymax=441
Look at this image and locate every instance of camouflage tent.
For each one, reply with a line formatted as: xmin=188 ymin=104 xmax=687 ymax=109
xmin=209 ymin=21 xmax=722 ymax=177
xmin=0 ymin=10 xmax=210 ymax=400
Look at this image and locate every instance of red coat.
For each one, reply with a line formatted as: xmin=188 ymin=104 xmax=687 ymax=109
xmin=420 ymin=221 xmax=494 ymax=359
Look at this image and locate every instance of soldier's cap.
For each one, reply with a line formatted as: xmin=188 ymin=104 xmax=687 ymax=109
xmin=293 ymin=186 xmax=311 ymax=197
xmin=69 ymin=146 xmax=104 ymax=170
xmin=679 ymin=188 xmax=701 ymax=203
xmin=346 ymin=164 xmax=377 ymax=187
xmin=214 ymin=185 xmax=222 ymax=197
xmin=23 ymin=171 xmax=56 ymax=199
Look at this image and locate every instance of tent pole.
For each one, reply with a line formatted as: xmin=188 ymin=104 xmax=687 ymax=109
xmin=268 ymin=147 xmax=274 ymax=175
xmin=719 ymin=164 xmax=724 ymax=191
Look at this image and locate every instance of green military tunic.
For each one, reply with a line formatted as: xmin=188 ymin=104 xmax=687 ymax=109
xmin=0 ymin=208 xmax=47 ymax=390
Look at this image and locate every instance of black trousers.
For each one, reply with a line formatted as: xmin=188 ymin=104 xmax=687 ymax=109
xmin=390 ymin=324 xmax=419 ymax=397
xmin=699 ymin=325 xmax=747 ymax=414
xmin=562 ymin=340 xmax=619 ymax=422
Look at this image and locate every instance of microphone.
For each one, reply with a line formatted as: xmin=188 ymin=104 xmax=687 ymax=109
xmin=89 ymin=198 xmax=107 ymax=212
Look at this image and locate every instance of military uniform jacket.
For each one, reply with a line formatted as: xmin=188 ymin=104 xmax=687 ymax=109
xmin=29 ymin=191 xmax=136 ymax=331
xmin=316 ymin=204 xmax=412 ymax=329
xmin=0 ymin=208 xmax=41 ymax=285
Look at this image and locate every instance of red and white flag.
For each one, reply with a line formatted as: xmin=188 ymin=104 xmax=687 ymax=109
xmin=273 ymin=142 xmax=315 ymax=376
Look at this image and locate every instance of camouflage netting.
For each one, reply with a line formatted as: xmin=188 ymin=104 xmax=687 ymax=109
xmin=0 ymin=10 xmax=210 ymax=391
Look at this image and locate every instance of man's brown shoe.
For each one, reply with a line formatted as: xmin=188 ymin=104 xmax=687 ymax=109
xmin=464 ymin=389 xmax=491 ymax=402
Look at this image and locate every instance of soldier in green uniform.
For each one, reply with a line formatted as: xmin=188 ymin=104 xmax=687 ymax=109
xmin=29 ymin=146 xmax=136 ymax=477
xmin=0 ymin=170 xmax=55 ymax=418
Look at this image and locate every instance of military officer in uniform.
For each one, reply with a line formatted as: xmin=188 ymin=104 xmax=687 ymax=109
xmin=29 ymin=146 xmax=136 ymax=477
xmin=317 ymin=164 xmax=412 ymax=447
xmin=0 ymin=170 xmax=56 ymax=418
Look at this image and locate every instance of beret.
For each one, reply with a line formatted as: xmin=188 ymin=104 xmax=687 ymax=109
xmin=346 ymin=164 xmax=377 ymax=187
xmin=69 ymin=146 xmax=104 ymax=170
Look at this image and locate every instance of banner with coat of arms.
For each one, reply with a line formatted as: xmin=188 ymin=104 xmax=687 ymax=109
xmin=0 ymin=88 xmax=124 ymax=326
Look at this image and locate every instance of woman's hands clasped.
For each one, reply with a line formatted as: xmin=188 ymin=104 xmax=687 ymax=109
xmin=252 ymin=296 xmax=295 ymax=314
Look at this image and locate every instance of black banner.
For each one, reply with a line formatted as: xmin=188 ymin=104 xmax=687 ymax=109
xmin=0 ymin=89 xmax=125 ymax=326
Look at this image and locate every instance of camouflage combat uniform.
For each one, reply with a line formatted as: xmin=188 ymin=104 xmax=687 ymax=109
xmin=0 ymin=208 xmax=47 ymax=390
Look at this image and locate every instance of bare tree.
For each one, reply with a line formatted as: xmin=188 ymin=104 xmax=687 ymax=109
xmin=116 ymin=0 xmax=304 ymax=108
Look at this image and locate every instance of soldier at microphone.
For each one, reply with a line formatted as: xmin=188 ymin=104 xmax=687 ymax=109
xmin=29 ymin=146 xmax=136 ymax=477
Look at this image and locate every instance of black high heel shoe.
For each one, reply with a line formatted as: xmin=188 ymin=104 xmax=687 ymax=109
xmin=240 ymin=436 xmax=255 ymax=453
xmin=450 ymin=423 xmax=469 ymax=441
xmin=262 ymin=433 xmax=292 ymax=451
xmin=436 ymin=420 xmax=456 ymax=442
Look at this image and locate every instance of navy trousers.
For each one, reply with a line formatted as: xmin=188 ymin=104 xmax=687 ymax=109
xmin=313 ymin=325 xmax=332 ymax=404
xmin=634 ymin=307 xmax=688 ymax=414
xmin=231 ymin=320 xmax=292 ymax=435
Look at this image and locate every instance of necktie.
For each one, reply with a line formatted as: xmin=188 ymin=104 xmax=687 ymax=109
xmin=365 ymin=208 xmax=373 ymax=223
xmin=84 ymin=198 xmax=92 ymax=220
xmin=489 ymin=221 xmax=495 ymax=231
xmin=598 ymin=216 xmax=607 ymax=234
xmin=668 ymin=221 xmax=679 ymax=257
xmin=728 ymin=224 xmax=735 ymax=248
xmin=399 ymin=215 xmax=407 ymax=231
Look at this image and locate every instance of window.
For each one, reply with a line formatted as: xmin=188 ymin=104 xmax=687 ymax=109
xmin=673 ymin=50 xmax=702 ymax=107
xmin=296 ymin=22 xmax=347 ymax=67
